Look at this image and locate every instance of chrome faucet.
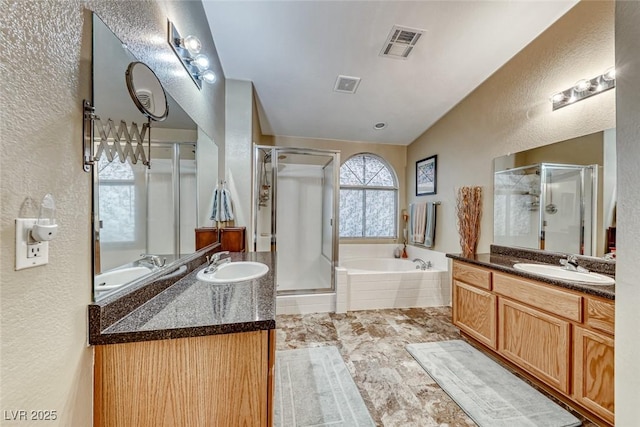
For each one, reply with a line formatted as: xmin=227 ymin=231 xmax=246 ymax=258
xmin=204 ymin=251 xmax=231 ymax=273
xmin=139 ymin=253 xmax=166 ymax=268
xmin=413 ymin=258 xmax=431 ymax=271
xmin=560 ymin=255 xmax=589 ymax=273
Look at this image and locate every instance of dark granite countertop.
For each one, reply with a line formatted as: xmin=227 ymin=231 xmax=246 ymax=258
xmin=447 ymin=246 xmax=614 ymax=300
xmin=89 ymin=252 xmax=276 ymax=345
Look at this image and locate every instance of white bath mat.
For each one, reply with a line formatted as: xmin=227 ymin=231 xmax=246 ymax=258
xmin=406 ymin=340 xmax=582 ymax=427
xmin=274 ymin=345 xmax=375 ymax=427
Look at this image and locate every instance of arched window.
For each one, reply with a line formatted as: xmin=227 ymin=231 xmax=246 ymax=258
xmin=339 ymin=153 xmax=398 ymax=238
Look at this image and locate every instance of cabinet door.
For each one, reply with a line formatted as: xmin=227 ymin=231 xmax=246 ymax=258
xmin=220 ymin=227 xmax=246 ymax=252
xmin=498 ymin=298 xmax=571 ymax=394
xmin=195 ymin=227 xmax=218 ymax=250
xmin=453 ymin=280 xmax=497 ymax=349
xmin=573 ymin=326 xmax=614 ymax=424
xmin=94 ymin=331 xmax=268 ymax=427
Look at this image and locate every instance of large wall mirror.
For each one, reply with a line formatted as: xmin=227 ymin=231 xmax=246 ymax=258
xmin=92 ymin=14 xmax=218 ymax=300
xmin=493 ymin=129 xmax=616 ymax=258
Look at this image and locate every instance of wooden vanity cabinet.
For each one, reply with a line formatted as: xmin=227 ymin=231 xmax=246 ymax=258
xmin=195 ymin=227 xmax=246 ymax=252
xmin=573 ymin=326 xmax=615 ymax=422
xmin=498 ymin=298 xmax=571 ymax=394
xmin=451 ymin=260 xmax=615 ymax=426
xmin=94 ymin=330 xmax=275 ymax=427
xmin=219 ymin=227 xmax=246 ymax=252
xmin=575 ymin=295 xmax=615 ymax=422
xmin=195 ymin=227 xmax=218 ymax=250
xmin=452 ymin=263 xmax=497 ymax=349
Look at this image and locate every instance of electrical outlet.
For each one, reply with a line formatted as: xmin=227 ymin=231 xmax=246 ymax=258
xmin=15 ymin=218 xmax=49 ymax=270
xmin=27 ymin=242 xmax=43 ymax=258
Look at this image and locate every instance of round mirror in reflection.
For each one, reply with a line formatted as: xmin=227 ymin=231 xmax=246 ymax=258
xmin=125 ymin=61 xmax=169 ymax=121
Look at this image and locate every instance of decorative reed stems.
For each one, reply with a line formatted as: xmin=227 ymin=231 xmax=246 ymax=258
xmin=456 ymin=186 xmax=483 ymax=258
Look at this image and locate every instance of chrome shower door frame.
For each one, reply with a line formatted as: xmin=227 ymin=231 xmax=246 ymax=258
xmin=253 ymin=145 xmax=340 ymax=295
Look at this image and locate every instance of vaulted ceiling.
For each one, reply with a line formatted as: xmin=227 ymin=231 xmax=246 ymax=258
xmin=203 ymin=1 xmax=578 ymax=145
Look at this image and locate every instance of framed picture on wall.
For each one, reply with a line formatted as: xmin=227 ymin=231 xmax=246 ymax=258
xmin=416 ymin=155 xmax=437 ymax=195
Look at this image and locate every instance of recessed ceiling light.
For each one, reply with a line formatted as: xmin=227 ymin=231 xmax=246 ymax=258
xmin=374 ymin=122 xmax=387 ymax=130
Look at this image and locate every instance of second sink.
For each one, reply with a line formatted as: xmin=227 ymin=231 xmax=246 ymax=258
xmin=513 ymin=263 xmax=614 ymax=285
xmin=197 ymin=261 xmax=269 ymax=284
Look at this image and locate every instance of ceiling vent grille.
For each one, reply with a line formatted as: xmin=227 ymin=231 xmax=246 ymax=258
xmin=333 ymin=75 xmax=361 ymax=94
xmin=380 ymin=25 xmax=425 ymax=60
xmin=136 ymin=89 xmax=154 ymax=112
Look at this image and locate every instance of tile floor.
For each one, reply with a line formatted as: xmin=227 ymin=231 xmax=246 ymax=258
xmin=275 ymin=307 xmax=595 ymax=427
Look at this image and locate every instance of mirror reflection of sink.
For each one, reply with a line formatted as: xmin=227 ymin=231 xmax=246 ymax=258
xmin=197 ymin=261 xmax=269 ymax=284
xmin=513 ymin=263 xmax=614 ymax=285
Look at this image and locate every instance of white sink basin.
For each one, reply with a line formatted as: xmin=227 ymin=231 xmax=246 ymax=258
xmin=197 ymin=261 xmax=269 ymax=283
xmin=513 ymin=263 xmax=614 ymax=285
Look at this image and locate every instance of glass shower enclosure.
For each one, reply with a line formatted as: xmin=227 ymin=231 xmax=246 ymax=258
xmin=253 ymin=146 xmax=339 ymax=294
xmin=494 ymin=163 xmax=597 ymax=255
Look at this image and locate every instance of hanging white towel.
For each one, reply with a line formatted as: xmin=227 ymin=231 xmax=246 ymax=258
xmin=411 ymin=203 xmax=427 ymax=244
xmin=210 ymin=184 xmax=235 ymax=222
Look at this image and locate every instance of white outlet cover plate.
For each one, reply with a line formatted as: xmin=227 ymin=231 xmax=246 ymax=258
xmin=15 ymin=218 xmax=49 ymax=270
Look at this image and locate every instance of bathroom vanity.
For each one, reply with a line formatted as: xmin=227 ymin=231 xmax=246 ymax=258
xmin=448 ymin=247 xmax=614 ymax=426
xmin=89 ymin=251 xmax=276 ymax=427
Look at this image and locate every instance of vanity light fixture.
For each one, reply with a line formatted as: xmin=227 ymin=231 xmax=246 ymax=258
xmin=551 ymin=67 xmax=616 ymax=111
xmin=168 ymin=20 xmax=215 ymax=90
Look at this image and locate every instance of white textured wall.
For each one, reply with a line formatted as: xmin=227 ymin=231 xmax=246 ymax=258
xmin=225 ymin=79 xmax=254 ymax=247
xmin=197 ymin=128 xmax=219 ymax=227
xmin=406 ymin=1 xmax=615 ymax=254
xmin=614 ymin=1 xmax=640 ymax=422
xmin=0 ymin=1 xmax=224 ymax=424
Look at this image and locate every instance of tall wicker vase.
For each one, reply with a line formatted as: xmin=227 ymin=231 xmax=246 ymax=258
xmin=456 ymin=186 xmax=483 ymax=258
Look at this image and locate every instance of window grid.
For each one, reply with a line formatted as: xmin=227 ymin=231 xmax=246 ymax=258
xmin=339 ymin=154 xmax=398 ymax=239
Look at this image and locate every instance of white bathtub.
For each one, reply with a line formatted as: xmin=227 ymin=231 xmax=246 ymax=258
xmin=335 ymin=257 xmax=449 ymax=313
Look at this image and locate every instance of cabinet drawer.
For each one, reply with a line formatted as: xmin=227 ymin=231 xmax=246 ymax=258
xmin=453 ymin=261 xmax=492 ymax=290
xmin=585 ymin=297 xmax=615 ymax=336
xmin=493 ymin=273 xmax=582 ymax=322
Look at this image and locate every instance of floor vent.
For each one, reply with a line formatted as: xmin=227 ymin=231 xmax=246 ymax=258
xmin=333 ymin=75 xmax=361 ymax=94
xmin=380 ymin=25 xmax=425 ymax=60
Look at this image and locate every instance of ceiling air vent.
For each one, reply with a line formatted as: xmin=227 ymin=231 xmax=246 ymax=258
xmin=380 ymin=25 xmax=425 ymax=60
xmin=333 ymin=75 xmax=361 ymax=94
xmin=135 ymin=89 xmax=154 ymax=111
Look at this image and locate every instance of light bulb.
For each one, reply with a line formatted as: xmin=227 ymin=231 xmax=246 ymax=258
xmin=603 ymin=67 xmax=616 ymax=81
xmin=182 ymin=35 xmax=201 ymax=54
xmin=193 ymin=54 xmax=210 ymax=70
xmin=574 ymin=79 xmax=592 ymax=92
xmin=550 ymin=92 xmax=566 ymax=103
xmin=200 ymin=70 xmax=217 ymax=84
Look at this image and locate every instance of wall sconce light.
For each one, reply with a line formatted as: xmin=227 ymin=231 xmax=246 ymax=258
xmin=550 ymin=67 xmax=615 ymax=111
xmin=168 ymin=20 xmax=216 ymax=90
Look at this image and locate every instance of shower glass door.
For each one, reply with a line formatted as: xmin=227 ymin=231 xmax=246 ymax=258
xmin=541 ymin=164 xmax=596 ymax=255
xmin=254 ymin=146 xmax=339 ymax=295
xmin=146 ymin=142 xmax=197 ymax=261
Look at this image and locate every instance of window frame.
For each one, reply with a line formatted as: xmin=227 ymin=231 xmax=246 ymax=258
xmin=97 ymin=157 xmax=143 ymax=249
xmin=339 ymin=153 xmax=399 ymax=239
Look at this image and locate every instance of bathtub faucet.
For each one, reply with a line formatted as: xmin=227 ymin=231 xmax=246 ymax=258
xmin=139 ymin=253 xmax=166 ymax=268
xmin=413 ymin=258 xmax=431 ymax=270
